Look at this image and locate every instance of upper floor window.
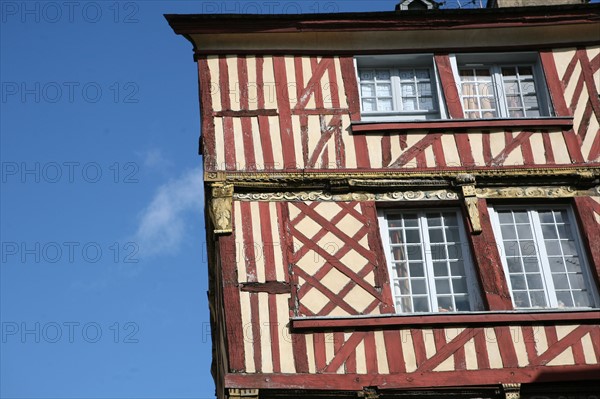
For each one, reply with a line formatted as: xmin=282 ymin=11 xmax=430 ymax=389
xmin=356 ymin=54 xmax=445 ymax=121
xmin=489 ymin=206 xmax=599 ymax=309
xmin=455 ymin=53 xmax=553 ymax=119
xmin=356 ymin=52 xmax=553 ymax=122
xmin=378 ymin=209 xmax=483 ymax=313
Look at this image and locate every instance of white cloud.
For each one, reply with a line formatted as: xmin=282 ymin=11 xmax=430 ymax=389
xmin=134 ymin=167 xmax=203 ymax=256
xmin=142 ymin=148 xmax=172 ymax=169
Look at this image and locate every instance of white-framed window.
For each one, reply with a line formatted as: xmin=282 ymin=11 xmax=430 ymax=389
xmin=356 ymin=54 xmax=446 ymax=121
xmin=378 ymin=209 xmax=483 ymax=314
xmin=355 ymin=52 xmax=553 ymax=122
xmin=489 ymin=206 xmax=599 ymax=309
xmin=454 ymin=52 xmax=553 ymax=119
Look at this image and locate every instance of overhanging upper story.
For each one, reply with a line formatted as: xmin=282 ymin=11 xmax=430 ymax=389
xmin=167 ymin=4 xmax=600 ymax=179
xmin=166 ymin=4 xmax=600 ymax=398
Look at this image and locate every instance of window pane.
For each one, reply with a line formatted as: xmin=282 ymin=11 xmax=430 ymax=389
xmin=527 ymin=274 xmax=544 ymax=290
xmin=523 ymin=257 xmax=540 ymax=272
xmin=409 ymin=263 xmax=425 ymax=277
xmin=402 ymin=98 xmax=417 ymax=111
xmin=452 ymin=278 xmax=467 ymax=293
xmin=513 ymin=291 xmax=530 ymax=308
xmin=404 ymin=215 xmax=418 ymax=227
xmin=493 ymin=206 xmax=596 ymax=310
xmin=362 ymin=98 xmax=375 ymax=112
xmin=511 ymin=275 xmax=527 ymax=290
xmin=437 ymin=297 xmax=453 ymax=312
xmin=429 ymin=229 xmax=444 ymax=243
xmin=378 ymin=98 xmax=393 ymax=112
xmin=436 ymin=279 xmax=451 ymax=294
xmin=401 ymin=83 xmax=416 ymax=96
xmin=383 ymin=210 xmax=478 ymax=314
xmin=376 ymin=84 xmax=392 ymax=97
xmin=434 ymin=262 xmax=448 ymax=276
xmin=418 ymin=82 xmax=432 ymax=96
xmin=393 ymin=262 xmax=408 ymax=278
xmin=360 ymin=70 xmax=375 ymax=80
xmin=449 ymin=261 xmax=464 ymax=276
xmin=530 ymin=291 xmax=547 ymax=307
xmin=411 ymin=279 xmax=428 ymax=295
xmin=419 ymin=97 xmax=434 ymax=111
xmin=376 ymin=70 xmax=391 ymax=80
xmin=556 ymin=291 xmax=574 ymax=308
xmin=507 ymin=258 xmax=522 ymax=273
xmin=553 ymin=273 xmax=569 ymax=289
xmin=413 ymin=297 xmax=430 ymax=312
xmin=361 ymin=83 xmax=375 ymax=97
xmin=455 ymin=296 xmax=470 ymax=311
xmin=573 ymin=291 xmax=591 ymax=307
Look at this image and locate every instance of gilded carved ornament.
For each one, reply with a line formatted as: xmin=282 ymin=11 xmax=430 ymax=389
xmin=210 ymin=183 xmax=234 ymax=234
xmin=204 ymin=166 xmax=600 ymax=183
xmin=456 ymin=174 xmax=482 ymax=234
xmin=502 ymin=383 xmax=521 ymax=399
xmin=228 ymin=389 xmax=259 ymax=399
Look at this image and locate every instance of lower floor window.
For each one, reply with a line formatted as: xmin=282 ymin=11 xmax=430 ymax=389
xmin=378 ymin=209 xmax=483 ymax=313
xmin=489 ymin=206 xmax=599 ymax=309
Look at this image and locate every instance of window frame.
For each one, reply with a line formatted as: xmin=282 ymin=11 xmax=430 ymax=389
xmin=354 ymin=52 xmax=555 ymax=123
xmin=489 ymin=204 xmax=600 ymax=310
xmin=355 ymin=54 xmax=448 ymax=121
xmin=452 ymin=52 xmax=554 ymax=119
xmin=378 ymin=207 xmax=484 ymax=315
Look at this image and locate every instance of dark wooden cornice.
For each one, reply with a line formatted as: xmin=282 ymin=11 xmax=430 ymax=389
xmin=165 ymin=4 xmax=600 ymax=35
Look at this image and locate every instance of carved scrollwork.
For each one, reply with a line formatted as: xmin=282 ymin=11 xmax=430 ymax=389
xmin=502 ymin=383 xmax=521 ymax=399
xmin=234 ymin=189 xmax=459 ymax=202
xmin=476 ymin=186 xmax=579 ymax=198
xmin=228 ymin=388 xmax=259 ymax=399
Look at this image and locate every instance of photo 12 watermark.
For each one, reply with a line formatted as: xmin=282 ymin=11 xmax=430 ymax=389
xmin=1 ymin=162 xmax=139 ymax=184
xmin=1 ymin=82 xmax=140 ymax=104
xmin=1 ymin=241 xmax=140 ymax=264
xmin=1 ymin=2 xmax=139 ymax=24
xmin=2 ymin=321 xmax=139 ymax=343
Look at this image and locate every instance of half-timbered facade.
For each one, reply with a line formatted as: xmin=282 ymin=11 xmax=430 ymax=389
xmin=166 ymin=2 xmax=600 ymax=398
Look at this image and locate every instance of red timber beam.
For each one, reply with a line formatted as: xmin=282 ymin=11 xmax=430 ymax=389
xmin=434 ymin=54 xmax=463 ymax=119
xmin=224 ymin=365 xmax=600 ymax=391
xmin=572 ymin=197 xmax=600 ymax=290
xmin=465 ymin=199 xmax=513 ymax=311
xmin=219 ymin=232 xmax=245 ymax=372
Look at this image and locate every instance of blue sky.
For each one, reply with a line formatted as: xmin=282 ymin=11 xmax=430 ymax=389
xmin=1 ymin=1 xmax=598 ymax=398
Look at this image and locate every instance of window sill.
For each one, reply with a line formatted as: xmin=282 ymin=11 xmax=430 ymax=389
xmin=290 ymin=309 xmax=600 ymax=330
xmin=351 ymin=117 xmax=574 ymax=133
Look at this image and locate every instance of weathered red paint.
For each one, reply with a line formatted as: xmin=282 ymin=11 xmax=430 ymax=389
xmin=540 ymin=50 xmax=571 ymax=117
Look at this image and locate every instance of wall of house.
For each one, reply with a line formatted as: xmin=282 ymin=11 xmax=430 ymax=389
xmin=204 ymin=43 xmax=600 ymax=392
xmin=198 ymin=46 xmax=599 ymax=173
xmin=218 ymin=198 xmax=600 ymax=386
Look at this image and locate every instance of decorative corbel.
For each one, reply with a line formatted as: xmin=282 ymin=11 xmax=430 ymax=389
xmin=228 ymin=388 xmax=259 ymax=399
xmin=456 ymin=174 xmax=482 ymax=234
xmin=210 ymin=183 xmax=234 ymax=234
xmin=502 ymin=383 xmax=521 ymax=399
